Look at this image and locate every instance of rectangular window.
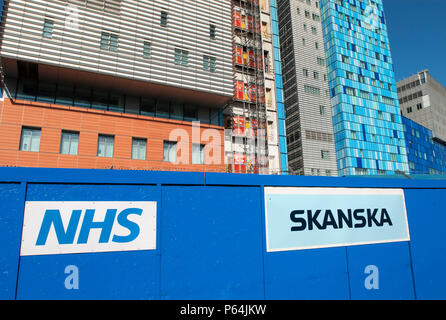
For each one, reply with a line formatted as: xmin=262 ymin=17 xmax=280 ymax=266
xmin=100 ymin=32 xmax=118 ymax=51
xmin=345 ymin=86 xmax=356 ymax=96
xmin=160 ymin=11 xmax=168 ymax=26
xmin=319 ymin=105 xmax=326 ymax=116
xmin=175 ymin=49 xmax=189 ymax=66
xmin=42 ymin=19 xmax=54 ymax=38
xmin=20 ymin=127 xmax=41 ymax=152
xmin=321 ymin=150 xmax=330 ymax=159
xmin=132 ymin=138 xmax=147 ymax=160
xmin=97 ymin=134 xmax=114 ymax=158
xmin=143 ymin=41 xmax=151 ymax=58
xmin=60 ymin=131 xmax=79 ymax=155
xmin=304 ymin=85 xmax=321 ymax=96
xmin=210 ymin=24 xmax=216 ymax=39
xmin=163 ymin=141 xmax=177 ymax=163
xmin=203 ymin=55 xmax=217 ymax=72
xmin=192 ymin=143 xmax=205 ymax=165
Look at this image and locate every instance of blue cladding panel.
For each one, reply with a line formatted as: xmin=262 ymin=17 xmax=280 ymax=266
xmin=0 ymin=183 xmax=24 ymax=300
xmin=17 ymin=252 xmax=160 ymax=300
xmin=404 ymin=189 xmax=446 ymax=299
xmin=160 ymin=186 xmax=264 ymax=299
xmin=264 ymin=248 xmax=350 ymax=300
xmin=17 ymin=184 xmax=161 ymax=300
xmin=347 ymin=242 xmax=415 ymax=300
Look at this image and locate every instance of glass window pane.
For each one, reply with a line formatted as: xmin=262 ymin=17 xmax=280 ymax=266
xmin=184 ymin=104 xmax=197 ymax=121
xmin=70 ymin=134 xmax=79 ymax=155
xmin=163 ymin=141 xmax=176 ymax=162
xmin=98 ymin=135 xmax=114 ymax=157
xmin=132 ymin=138 xmax=146 ymax=160
xmin=91 ymin=90 xmax=109 ymax=110
xmin=100 ymin=32 xmax=109 ymax=49
xmin=140 ymin=98 xmax=156 ymax=116
xmin=20 ymin=129 xmax=32 ymax=151
xmin=170 ymin=102 xmax=183 ymax=120
xmin=30 ymin=129 xmax=41 ymax=152
xmin=157 ymin=100 xmax=170 ymax=118
xmin=60 ymin=132 xmax=70 ymax=154
xmin=56 ymin=85 xmax=74 ymax=106
xmin=192 ymin=143 xmax=205 ymax=164
xmin=36 ymin=83 xmax=56 ymax=103
xmin=108 ymin=93 xmax=124 ymax=113
xmin=17 ymin=80 xmax=37 ymax=101
xmin=74 ymin=87 xmax=92 ymax=108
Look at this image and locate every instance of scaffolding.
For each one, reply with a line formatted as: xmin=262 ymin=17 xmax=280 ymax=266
xmin=224 ymin=0 xmax=269 ymax=175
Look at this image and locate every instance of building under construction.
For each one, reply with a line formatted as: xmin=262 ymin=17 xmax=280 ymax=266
xmin=224 ymin=0 xmax=288 ymax=175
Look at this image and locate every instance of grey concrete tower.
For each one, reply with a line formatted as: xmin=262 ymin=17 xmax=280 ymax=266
xmin=277 ymin=0 xmax=337 ymax=176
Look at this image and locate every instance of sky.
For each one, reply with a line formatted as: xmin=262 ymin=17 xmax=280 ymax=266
xmin=384 ymin=0 xmax=446 ymax=86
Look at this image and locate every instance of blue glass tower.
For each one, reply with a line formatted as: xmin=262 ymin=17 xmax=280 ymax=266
xmin=270 ymin=0 xmax=289 ymax=175
xmin=320 ymin=0 xmax=409 ymax=176
xmin=403 ymin=117 xmax=446 ymax=175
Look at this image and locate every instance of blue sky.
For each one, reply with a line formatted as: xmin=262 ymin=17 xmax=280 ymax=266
xmin=384 ymin=0 xmax=446 ymax=86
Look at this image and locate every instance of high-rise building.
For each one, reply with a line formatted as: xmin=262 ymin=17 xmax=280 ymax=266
xmin=402 ymin=116 xmax=446 ymax=175
xmin=0 ymin=0 xmax=235 ymax=172
xmin=224 ymin=0 xmax=288 ymax=175
xmin=320 ymin=0 xmax=409 ymax=176
xmin=277 ymin=0 xmax=338 ymax=176
xmin=398 ymin=70 xmax=446 ymax=145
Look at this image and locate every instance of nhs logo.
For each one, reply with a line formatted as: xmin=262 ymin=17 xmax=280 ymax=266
xmin=20 ymin=202 xmax=157 ymax=256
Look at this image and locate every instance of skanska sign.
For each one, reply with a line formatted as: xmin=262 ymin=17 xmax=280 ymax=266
xmin=20 ymin=201 xmax=157 ymax=256
xmin=265 ymin=188 xmax=410 ymax=252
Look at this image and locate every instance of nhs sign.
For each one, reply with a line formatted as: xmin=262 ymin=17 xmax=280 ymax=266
xmin=21 ymin=201 xmax=157 ymax=256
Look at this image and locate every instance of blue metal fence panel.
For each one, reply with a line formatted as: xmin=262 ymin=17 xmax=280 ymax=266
xmin=346 ymin=242 xmax=415 ymax=300
xmin=404 ymin=189 xmax=446 ymax=299
xmin=0 ymin=168 xmax=445 ymax=299
xmin=264 ymin=248 xmax=350 ymax=300
xmin=160 ymin=186 xmax=264 ymax=299
xmin=0 ymin=183 xmax=25 ymax=300
xmin=16 ymin=183 xmax=161 ymax=300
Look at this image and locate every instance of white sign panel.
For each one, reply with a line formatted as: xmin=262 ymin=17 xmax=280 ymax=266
xmin=265 ymin=187 xmax=410 ymax=252
xmin=21 ymin=201 xmax=157 ymax=256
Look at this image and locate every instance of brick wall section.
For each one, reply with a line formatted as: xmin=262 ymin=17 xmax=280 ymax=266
xmin=0 ymin=98 xmax=225 ymax=172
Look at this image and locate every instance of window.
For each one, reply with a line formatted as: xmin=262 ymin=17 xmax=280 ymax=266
xmin=346 ymin=71 xmax=355 ymax=80
xmin=321 ymin=150 xmax=330 ymax=159
xmin=203 ymin=55 xmax=216 ymax=72
xmin=316 ymin=57 xmax=325 ymax=66
xmin=192 ymin=143 xmax=205 ymax=165
xmin=160 ymin=11 xmax=168 ymax=26
xmin=345 ymin=86 xmax=356 ymax=96
xmin=417 ymin=103 xmax=423 ymax=110
xmin=304 ymin=85 xmax=321 ymax=96
xmin=100 ymin=32 xmax=118 ymax=51
xmin=143 ymin=41 xmax=151 ymax=58
xmin=42 ymin=19 xmax=54 ymax=38
xmin=130 ymin=138 xmax=146 ymax=160
xmin=210 ymin=24 xmax=216 ymax=39
xmin=97 ymin=134 xmax=114 ymax=158
xmin=20 ymin=127 xmax=41 ymax=152
xmin=60 ymin=131 xmax=79 ymax=155
xmin=163 ymin=141 xmax=177 ymax=163
xmin=319 ymin=105 xmax=326 ymax=116
xmin=175 ymin=49 xmax=189 ymax=66
xmin=360 ymin=90 xmax=369 ymax=99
